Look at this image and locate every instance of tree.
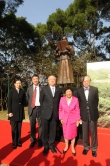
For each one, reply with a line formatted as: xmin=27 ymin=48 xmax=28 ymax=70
xmin=44 ymin=0 xmax=110 ymax=84
xmin=34 ymin=23 xmax=58 ymax=79
xmin=0 ymin=12 xmax=43 ymax=102
xmin=65 ymin=0 xmax=110 ymax=59
xmin=46 ymin=8 xmax=67 ymax=41
xmin=0 ymin=0 xmax=24 ymax=17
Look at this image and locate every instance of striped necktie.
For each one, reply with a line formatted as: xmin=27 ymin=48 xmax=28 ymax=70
xmin=52 ymin=87 xmax=55 ymax=97
xmin=31 ymin=87 xmax=36 ymax=108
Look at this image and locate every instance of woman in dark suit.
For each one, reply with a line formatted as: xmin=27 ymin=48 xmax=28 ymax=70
xmin=8 ymin=77 xmax=25 ymax=149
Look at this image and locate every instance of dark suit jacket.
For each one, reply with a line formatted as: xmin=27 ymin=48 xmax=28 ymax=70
xmin=40 ymin=85 xmax=61 ymax=120
xmin=77 ymin=86 xmax=99 ymax=121
xmin=8 ymin=88 xmax=25 ymax=121
xmin=27 ymin=85 xmax=41 ymax=116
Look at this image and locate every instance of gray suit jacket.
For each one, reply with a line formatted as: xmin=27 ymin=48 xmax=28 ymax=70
xmin=27 ymin=85 xmax=41 ymax=116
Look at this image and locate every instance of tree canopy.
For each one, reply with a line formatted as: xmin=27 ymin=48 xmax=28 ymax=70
xmin=0 ymin=0 xmax=110 ymax=94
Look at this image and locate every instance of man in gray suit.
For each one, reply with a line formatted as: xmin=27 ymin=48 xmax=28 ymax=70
xmin=27 ymin=74 xmax=42 ymax=148
xmin=78 ymin=75 xmax=99 ymax=157
xmin=40 ymin=75 xmax=61 ymax=156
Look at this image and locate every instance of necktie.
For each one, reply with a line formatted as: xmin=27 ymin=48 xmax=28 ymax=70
xmin=52 ymin=87 xmax=55 ymax=97
xmin=31 ymin=87 xmax=36 ymax=108
xmin=84 ymin=87 xmax=89 ymax=91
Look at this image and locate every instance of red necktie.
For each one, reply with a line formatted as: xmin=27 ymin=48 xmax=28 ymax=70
xmin=31 ymin=87 xmax=36 ymax=109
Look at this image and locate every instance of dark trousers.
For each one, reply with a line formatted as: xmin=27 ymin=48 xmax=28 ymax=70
xmin=10 ymin=121 xmax=22 ymax=146
xmin=29 ymin=106 xmax=42 ymax=143
xmin=41 ymin=115 xmax=57 ymax=149
xmin=82 ymin=110 xmax=98 ymax=151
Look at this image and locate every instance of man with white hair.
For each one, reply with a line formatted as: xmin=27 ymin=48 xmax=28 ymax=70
xmin=40 ymin=75 xmax=61 ymax=156
xmin=78 ymin=75 xmax=99 ymax=157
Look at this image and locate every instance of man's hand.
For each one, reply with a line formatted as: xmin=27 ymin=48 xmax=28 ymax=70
xmin=8 ymin=113 xmax=13 ymax=117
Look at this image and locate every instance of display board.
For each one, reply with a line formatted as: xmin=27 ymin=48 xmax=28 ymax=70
xmin=87 ymin=61 xmax=110 ymax=128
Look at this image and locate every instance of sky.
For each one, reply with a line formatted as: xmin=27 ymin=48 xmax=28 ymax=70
xmin=16 ymin=0 xmax=74 ymax=26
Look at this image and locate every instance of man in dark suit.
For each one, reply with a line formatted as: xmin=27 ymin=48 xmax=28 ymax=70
xmin=27 ymin=74 xmax=42 ymax=148
xmin=40 ymin=75 xmax=61 ymax=156
xmin=8 ymin=77 xmax=25 ymax=149
xmin=77 ymin=75 xmax=99 ymax=157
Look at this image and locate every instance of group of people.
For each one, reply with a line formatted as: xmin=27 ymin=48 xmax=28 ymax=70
xmin=8 ymin=74 xmax=99 ymax=158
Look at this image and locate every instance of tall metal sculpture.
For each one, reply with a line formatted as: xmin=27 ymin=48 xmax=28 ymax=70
xmin=55 ymin=36 xmax=75 ymax=85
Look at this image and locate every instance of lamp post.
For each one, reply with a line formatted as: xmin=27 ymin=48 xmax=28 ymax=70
xmin=8 ymin=74 xmax=10 ymax=97
xmin=5 ymin=70 xmax=12 ymax=98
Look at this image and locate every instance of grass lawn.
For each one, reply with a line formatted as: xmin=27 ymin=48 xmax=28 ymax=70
xmin=0 ymin=107 xmax=29 ymax=122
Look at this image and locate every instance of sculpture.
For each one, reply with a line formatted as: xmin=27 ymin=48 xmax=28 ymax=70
xmin=55 ymin=36 xmax=75 ymax=85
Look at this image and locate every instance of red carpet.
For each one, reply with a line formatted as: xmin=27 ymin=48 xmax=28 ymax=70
xmin=0 ymin=120 xmax=110 ymax=166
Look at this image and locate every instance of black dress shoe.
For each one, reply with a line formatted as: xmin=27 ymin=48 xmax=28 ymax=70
xmin=72 ymin=152 xmax=76 ymax=156
xmin=43 ymin=148 xmax=49 ymax=156
xmin=50 ymin=147 xmax=57 ymax=153
xmin=13 ymin=146 xmax=17 ymax=149
xmin=92 ymin=151 xmax=97 ymax=157
xmin=18 ymin=144 xmax=22 ymax=147
xmin=82 ymin=149 xmax=89 ymax=155
xmin=29 ymin=141 xmax=36 ymax=148
xmin=38 ymin=140 xmax=43 ymax=148
xmin=63 ymin=150 xmax=67 ymax=154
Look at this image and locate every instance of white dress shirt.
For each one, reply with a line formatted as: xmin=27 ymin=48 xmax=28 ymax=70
xmin=33 ymin=85 xmax=40 ymax=106
xmin=16 ymin=89 xmax=19 ymax=94
xmin=67 ymin=97 xmax=72 ymax=105
xmin=84 ymin=87 xmax=89 ymax=101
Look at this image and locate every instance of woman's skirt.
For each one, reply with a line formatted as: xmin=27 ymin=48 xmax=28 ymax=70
xmin=63 ymin=122 xmax=77 ymax=140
